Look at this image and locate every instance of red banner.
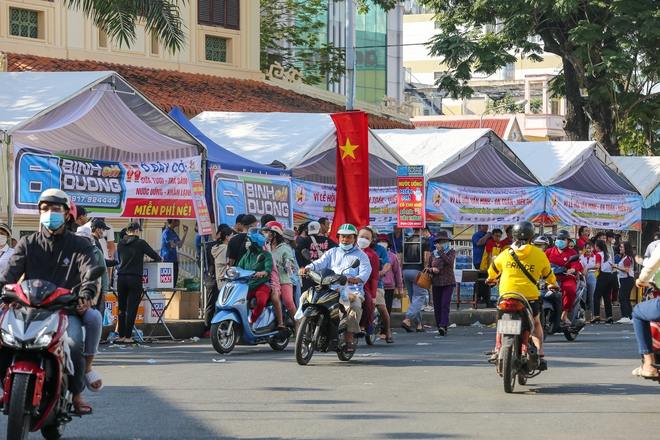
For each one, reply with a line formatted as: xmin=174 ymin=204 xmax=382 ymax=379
xmin=330 ymin=111 xmax=370 ymax=231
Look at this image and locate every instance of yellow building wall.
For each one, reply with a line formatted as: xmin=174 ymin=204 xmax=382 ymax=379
xmin=0 ymin=0 xmax=263 ymax=80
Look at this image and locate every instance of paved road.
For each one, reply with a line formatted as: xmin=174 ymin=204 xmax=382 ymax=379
xmin=2 ymin=323 xmax=658 ymax=439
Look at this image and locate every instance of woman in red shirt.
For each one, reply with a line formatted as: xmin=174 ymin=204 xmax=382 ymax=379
xmin=545 ymin=229 xmax=583 ymax=325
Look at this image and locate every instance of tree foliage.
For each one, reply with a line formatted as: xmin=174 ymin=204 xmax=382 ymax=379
xmin=485 ymin=94 xmax=541 ymax=114
xmin=419 ymin=0 xmax=660 ymax=155
xmin=63 ymin=0 xmax=187 ymax=53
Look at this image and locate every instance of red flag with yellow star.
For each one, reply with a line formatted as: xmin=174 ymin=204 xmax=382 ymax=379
xmin=330 ymin=111 xmax=370 ymax=231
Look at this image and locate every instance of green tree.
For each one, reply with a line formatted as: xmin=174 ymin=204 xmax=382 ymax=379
xmin=419 ymin=0 xmax=660 ymax=155
xmin=63 ymin=0 xmax=187 ymax=53
xmin=484 ymin=93 xmax=542 ymax=114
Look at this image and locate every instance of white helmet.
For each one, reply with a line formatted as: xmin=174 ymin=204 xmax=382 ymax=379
xmin=533 ymin=235 xmax=550 ymax=246
xmin=38 ymin=189 xmax=70 ymax=210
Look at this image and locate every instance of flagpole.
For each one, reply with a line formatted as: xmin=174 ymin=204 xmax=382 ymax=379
xmin=346 ymin=0 xmax=356 ymax=111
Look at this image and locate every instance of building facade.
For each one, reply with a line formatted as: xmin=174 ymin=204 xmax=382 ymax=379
xmin=0 ymin=0 xmax=263 ymax=80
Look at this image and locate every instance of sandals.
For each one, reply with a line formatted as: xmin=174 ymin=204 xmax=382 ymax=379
xmin=73 ymin=399 xmax=93 ymax=415
xmin=345 ymin=342 xmax=356 ymax=353
xmin=385 ymin=337 xmax=394 ymax=343
xmin=401 ymin=322 xmax=413 ymax=333
xmin=85 ymin=371 xmax=103 ymax=392
xmin=632 ymin=366 xmax=659 ymax=378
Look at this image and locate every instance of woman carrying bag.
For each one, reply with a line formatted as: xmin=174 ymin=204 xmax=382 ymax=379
xmin=426 ymin=231 xmax=456 ymax=336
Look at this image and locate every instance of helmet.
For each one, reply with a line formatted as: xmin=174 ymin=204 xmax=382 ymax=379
xmin=247 ymin=231 xmax=266 ymax=248
xmin=533 ymin=235 xmax=550 ymax=246
xmin=262 ymin=220 xmax=284 ymax=236
xmin=0 ymin=222 xmax=11 ymax=237
xmin=307 ymin=221 xmax=321 ymax=236
xmin=336 ymin=223 xmax=358 ymax=236
xmin=511 ymin=221 xmax=535 ymax=241
xmin=38 ymin=189 xmax=70 ymax=210
xmin=366 ymin=225 xmax=379 ymax=244
xmin=556 ymin=229 xmax=571 ymax=240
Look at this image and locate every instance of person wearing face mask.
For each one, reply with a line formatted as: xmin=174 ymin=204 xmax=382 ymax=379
xmin=299 ymin=223 xmax=371 ymax=353
xmin=356 ymin=227 xmax=379 ymax=336
xmin=545 ymin=229 xmax=583 ymax=326
xmin=378 ymin=234 xmax=403 ymax=316
xmin=401 ymin=227 xmax=431 ymax=332
xmin=0 ymin=189 xmax=99 ymax=415
xmin=579 ymin=241 xmax=599 ymax=318
xmin=262 ymin=221 xmax=297 ymax=332
xmin=238 ymin=230 xmax=274 ymax=325
xmin=426 ymin=231 xmax=456 ymax=336
xmin=0 ymin=223 xmax=15 ymax=274
xmin=366 ymin=226 xmax=393 ymax=343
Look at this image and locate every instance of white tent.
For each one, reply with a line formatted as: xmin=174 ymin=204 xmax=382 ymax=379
xmin=0 ymin=71 xmax=203 ymax=161
xmin=191 ymin=112 xmax=407 ymax=185
xmin=373 ymin=128 xmax=539 ymax=186
xmin=612 ymin=156 xmax=660 ymax=208
xmin=507 ymin=141 xmax=639 ymax=194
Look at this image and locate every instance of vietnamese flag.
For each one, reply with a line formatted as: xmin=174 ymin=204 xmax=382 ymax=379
xmin=331 ymin=111 xmax=370 ymax=231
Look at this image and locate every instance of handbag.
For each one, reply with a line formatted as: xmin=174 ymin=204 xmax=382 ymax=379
xmin=414 ymin=270 xmax=432 ymax=290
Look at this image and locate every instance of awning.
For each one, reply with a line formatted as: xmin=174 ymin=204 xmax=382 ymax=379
xmin=612 ymin=156 xmax=660 ymax=208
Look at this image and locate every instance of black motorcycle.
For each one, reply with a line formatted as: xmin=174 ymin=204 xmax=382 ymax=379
xmin=295 ymin=251 xmax=361 ymax=365
xmin=540 ymin=254 xmax=587 ymax=341
xmin=492 ymin=292 xmax=544 ymax=393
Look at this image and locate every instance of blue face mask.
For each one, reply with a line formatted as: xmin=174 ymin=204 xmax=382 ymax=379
xmin=555 ymin=239 xmax=567 ymax=250
xmin=40 ymin=211 xmax=65 ymax=231
xmin=441 ymin=242 xmax=451 ymax=253
xmin=339 ymin=243 xmax=354 ymax=251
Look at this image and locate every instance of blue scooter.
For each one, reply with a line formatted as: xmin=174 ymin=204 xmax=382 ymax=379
xmin=210 ymin=254 xmax=294 ymax=354
xmin=540 ymin=254 xmax=587 ymax=341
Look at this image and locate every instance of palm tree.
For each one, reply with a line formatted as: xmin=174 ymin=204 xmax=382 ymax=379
xmin=64 ymin=1 xmax=187 ymax=53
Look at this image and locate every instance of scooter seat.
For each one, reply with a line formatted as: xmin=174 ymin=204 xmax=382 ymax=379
xmin=248 ymin=297 xmax=273 ymax=310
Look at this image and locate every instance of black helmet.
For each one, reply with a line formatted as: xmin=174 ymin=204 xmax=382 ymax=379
xmin=556 ymin=229 xmax=571 ymax=240
xmin=38 ymin=189 xmax=70 ymax=210
xmin=511 ymin=221 xmax=535 ymax=241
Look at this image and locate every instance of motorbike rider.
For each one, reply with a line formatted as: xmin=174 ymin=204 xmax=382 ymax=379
xmin=545 ymin=229 xmax=583 ymax=326
xmin=262 ymin=221 xmax=298 ymax=332
xmin=486 ymin=221 xmax=559 ymax=370
xmin=238 ymin=230 xmax=274 ymax=325
xmin=533 ymin=235 xmax=550 ymax=252
xmin=298 ymin=223 xmax=372 ymax=353
xmin=0 ymin=189 xmax=99 ymax=415
xmin=631 ymin=243 xmax=660 ymax=378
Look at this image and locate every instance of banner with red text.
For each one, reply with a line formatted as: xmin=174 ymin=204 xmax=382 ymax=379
xmin=425 ymin=182 xmax=545 ymax=224
xmin=545 ymin=186 xmax=642 ymax=230
xmin=13 ymin=145 xmax=201 ymax=218
xmin=292 ymin=179 xmax=398 ymax=227
xmin=188 ymin=168 xmax=214 ymax=235
xmin=397 ymin=165 xmax=425 ymax=228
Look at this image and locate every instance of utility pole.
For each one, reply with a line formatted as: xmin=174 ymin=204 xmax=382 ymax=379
xmin=345 ymin=0 xmax=356 ymax=111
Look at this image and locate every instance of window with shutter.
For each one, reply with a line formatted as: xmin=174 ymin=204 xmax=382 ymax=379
xmin=198 ymin=0 xmax=239 ymax=30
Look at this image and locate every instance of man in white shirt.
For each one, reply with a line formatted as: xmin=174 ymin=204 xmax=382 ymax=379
xmin=644 ymin=232 xmax=660 ymax=260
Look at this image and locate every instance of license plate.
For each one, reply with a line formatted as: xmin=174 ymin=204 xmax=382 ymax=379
xmin=497 ymin=320 xmax=522 ymax=335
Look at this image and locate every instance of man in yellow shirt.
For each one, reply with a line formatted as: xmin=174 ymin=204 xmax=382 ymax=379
xmin=486 ymin=221 xmax=558 ymax=369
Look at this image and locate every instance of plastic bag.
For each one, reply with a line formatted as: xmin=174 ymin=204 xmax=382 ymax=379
xmin=339 ymin=286 xmax=351 ymax=309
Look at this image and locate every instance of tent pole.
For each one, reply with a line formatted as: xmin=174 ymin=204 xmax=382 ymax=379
xmin=540 ymin=186 xmax=547 ymax=235
xmin=3 ymin=132 xmax=12 ymax=230
xmin=200 ymin=151 xmax=208 ymax=322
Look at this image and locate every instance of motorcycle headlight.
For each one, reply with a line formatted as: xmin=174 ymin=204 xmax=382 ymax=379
xmin=1 ymin=328 xmax=20 ymax=348
xmin=30 ymin=332 xmax=55 ymax=348
xmin=321 ymin=276 xmax=338 ymax=286
xmin=308 ymin=272 xmax=322 ymax=284
xmin=225 ymin=268 xmax=238 ymax=281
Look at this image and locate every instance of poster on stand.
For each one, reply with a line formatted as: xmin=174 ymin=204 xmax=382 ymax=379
xmin=188 ymin=168 xmax=214 ymax=235
xmin=397 ymin=165 xmax=425 ymax=228
xmin=13 ymin=145 xmax=201 ymax=218
xmin=210 ymin=168 xmax=293 ymax=228
xmin=292 ymin=179 xmax=398 ymax=227
xmin=545 ymin=187 xmax=642 ymax=230
xmin=425 ymin=182 xmax=545 ymax=225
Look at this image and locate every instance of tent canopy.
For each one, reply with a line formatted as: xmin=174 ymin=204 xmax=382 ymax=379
xmin=168 ymin=107 xmax=290 ymax=176
xmin=507 ymin=141 xmax=639 ymax=195
xmin=612 ymin=156 xmax=660 ymax=208
xmin=0 ymin=71 xmax=204 ymax=161
xmin=374 ymin=128 xmax=539 ymax=187
xmin=191 ymin=112 xmax=407 ymax=185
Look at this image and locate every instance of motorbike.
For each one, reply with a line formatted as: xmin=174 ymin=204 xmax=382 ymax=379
xmin=210 ymin=254 xmax=295 ymax=354
xmin=0 ymin=266 xmax=104 ymax=440
xmin=295 ymin=251 xmax=361 ymax=365
xmin=540 ymin=254 xmax=587 ymax=341
xmin=490 ymin=292 xmax=543 ymax=393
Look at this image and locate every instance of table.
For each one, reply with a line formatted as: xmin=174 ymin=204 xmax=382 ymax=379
xmin=141 ymin=288 xmax=187 ymax=341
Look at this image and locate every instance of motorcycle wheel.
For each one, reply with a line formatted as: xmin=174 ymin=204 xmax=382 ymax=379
xmin=564 ymin=329 xmax=579 ymax=341
xmin=501 ymin=345 xmax=516 ymax=393
xmin=295 ymin=316 xmax=316 ymax=365
xmin=366 ymin=315 xmax=381 ymax=346
xmin=542 ymin=309 xmax=552 ymax=341
xmin=269 ymin=335 xmax=289 ymax=351
xmin=41 ymin=423 xmax=66 ymax=440
xmin=210 ymin=321 xmax=237 ymax=354
xmin=7 ymin=373 xmax=32 ymax=440
xmin=337 ymin=338 xmax=357 ymax=362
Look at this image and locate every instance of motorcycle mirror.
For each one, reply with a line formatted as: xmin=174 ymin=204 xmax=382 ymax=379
xmin=256 ymin=253 xmax=266 ymax=263
xmin=350 ymin=258 xmax=360 ymax=269
xmin=567 ymin=254 xmax=579 ymax=263
xmin=84 ymin=266 xmax=106 ymax=281
xmin=301 ymin=249 xmax=312 ymax=263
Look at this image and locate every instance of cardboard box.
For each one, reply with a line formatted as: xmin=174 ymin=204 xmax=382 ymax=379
xmin=142 ymin=263 xmax=174 ymax=289
xmin=163 ymin=291 xmax=201 ymax=319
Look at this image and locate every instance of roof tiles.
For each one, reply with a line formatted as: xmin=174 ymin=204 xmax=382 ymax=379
xmin=413 ymin=118 xmax=510 ymax=138
xmin=6 ymin=53 xmax=411 ymax=130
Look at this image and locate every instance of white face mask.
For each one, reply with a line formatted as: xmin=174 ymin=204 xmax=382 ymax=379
xmin=357 ymin=237 xmax=371 ymax=249
xmin=0 ymin=236 xmax=7 ymax=246
xmin=245 ymin=241 xmax=252 ymax=251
